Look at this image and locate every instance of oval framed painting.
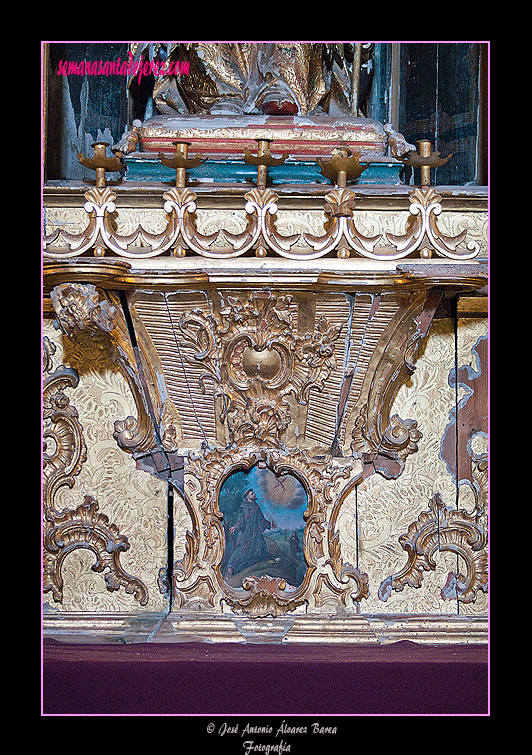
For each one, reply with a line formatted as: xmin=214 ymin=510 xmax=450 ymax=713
xmin=218 ymin=465 xmax=308 ymax=590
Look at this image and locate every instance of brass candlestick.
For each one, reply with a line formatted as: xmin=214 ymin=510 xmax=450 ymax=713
xmin=244 ymin=139 xmax=288 ymax=189
xmin=158 ymin=141 xmax=206 ymax=187
xmin=77 ymin=142 xmax=124 ymax=187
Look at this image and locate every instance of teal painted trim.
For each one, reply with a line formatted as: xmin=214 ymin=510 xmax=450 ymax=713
xmin=124 ymin=157 xmax=403 ymax=185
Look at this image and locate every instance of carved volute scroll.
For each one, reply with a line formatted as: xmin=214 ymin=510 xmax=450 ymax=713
xmin=42 ymin=336 xmax=149 ymax=606
xmin=378 ymin=493 xmax=488 ymax=605
xmin=349 ymin=288 xmax=443 ymax=479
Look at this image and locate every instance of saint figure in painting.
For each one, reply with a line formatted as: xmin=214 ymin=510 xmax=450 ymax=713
xmin=227 ymin=488 xmax=274 ymax=577
xmin=289 ymin=531 xmax=302 ymax=558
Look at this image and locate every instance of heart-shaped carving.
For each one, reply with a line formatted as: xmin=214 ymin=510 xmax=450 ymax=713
xmin=241 ymin=346 xmax=282 ymax=380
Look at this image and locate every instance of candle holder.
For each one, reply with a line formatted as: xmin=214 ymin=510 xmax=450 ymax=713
xmin=158 ymin=141 xmax=206 ymax=187
xmin=244 ymin=138 xmax=288 ymax=189
xmin=77 ymin=142 xmax=124 ymax=187
xmin=399 ymin=139 xmax=452 ymax=187
xmin=316 ymin=146 xmax=368 ymax=187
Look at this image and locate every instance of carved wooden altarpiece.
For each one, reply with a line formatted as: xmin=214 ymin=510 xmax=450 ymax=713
xmin=43 ymin=120 xmax=487 ymax=644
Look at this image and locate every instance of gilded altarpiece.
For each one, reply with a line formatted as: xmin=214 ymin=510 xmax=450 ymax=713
xmin=42 ymin=67 xmax=487 ymax=642
xmin=43 ymin=280 xmax=487 ymax=643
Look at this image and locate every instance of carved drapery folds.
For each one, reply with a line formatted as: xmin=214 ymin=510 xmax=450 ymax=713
xmin=42 ymin=336 xmax=149 ymax=606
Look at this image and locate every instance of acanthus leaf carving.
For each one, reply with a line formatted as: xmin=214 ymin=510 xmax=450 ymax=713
xmin=378 ymin=493 xmax=488 ymax=604
xmin=43 ymin=341 xmax=87 ymax=507
xmin=178 ymin=292 xmax=343 ymax=447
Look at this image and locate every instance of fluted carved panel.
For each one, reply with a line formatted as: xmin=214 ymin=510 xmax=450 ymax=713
xmin=132 ymin=292 xmax=218 ymax=444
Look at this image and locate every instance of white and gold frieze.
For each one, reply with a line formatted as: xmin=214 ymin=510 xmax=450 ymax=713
xmin=42 ymin=136 xmax=487 ymax=643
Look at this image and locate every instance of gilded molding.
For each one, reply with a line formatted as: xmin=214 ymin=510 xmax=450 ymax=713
xmin=138 ymin=116 xmax=388 ymax=156
xmin=43 ymin=183 xmax=483 ymax=262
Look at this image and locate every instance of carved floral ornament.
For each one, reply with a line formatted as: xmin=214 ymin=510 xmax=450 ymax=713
xmin=177 ymin=291 xmax=343 ymax=447
xmin=44 ymin=279 xmax=488 ymax=616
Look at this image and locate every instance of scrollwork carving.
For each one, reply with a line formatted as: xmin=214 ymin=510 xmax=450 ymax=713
xmin=225 ymin=576 xmax=303 ymax=618
xmin=180 ymin=446 xmax=367 ymax=617
xmin=178 ymin=291 xmax=343 ymax=447
xmin=378 ymin=493 xmax=488 ymax=604
xmin=43 ymin=349 xmax=87 ymax=508
xmin=385 ymin=187 xmax=480 ymax=260
xmin=44 ymin=495 xmax=149 ymax=606
xmin=50 ymin=283 xmax=158 ymax=455
xmin=42 ymin=337 xmax=149 ymax=606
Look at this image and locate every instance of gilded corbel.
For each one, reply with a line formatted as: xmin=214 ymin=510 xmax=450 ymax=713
xmin=50 ymin=282 xmax=158 ymax=455
xmin=350 ymin=288 xmax=442 ymax=479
